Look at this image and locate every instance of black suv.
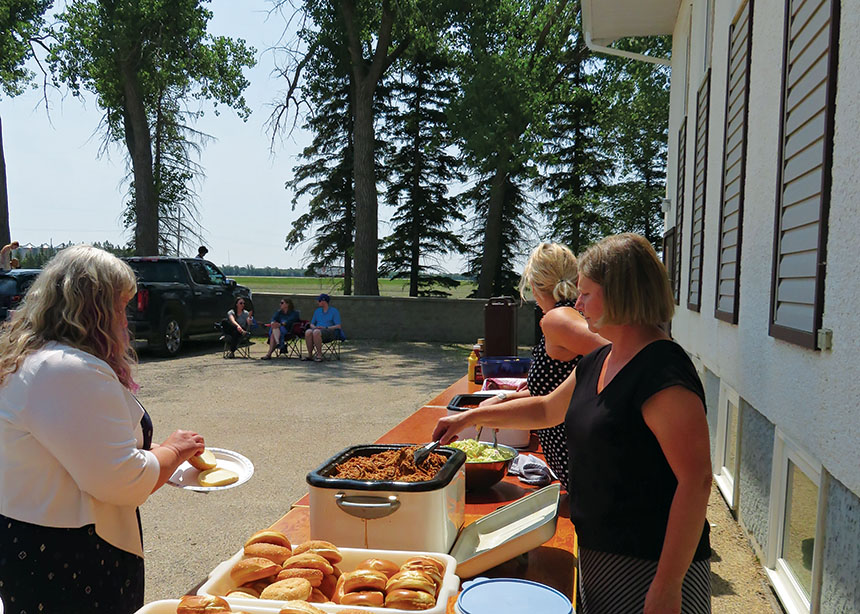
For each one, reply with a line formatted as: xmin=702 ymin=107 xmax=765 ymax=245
xmin=123 ymin=257 xmax=252 ymax=356
xmin=0 ymin=269 xmax=41 ymax=320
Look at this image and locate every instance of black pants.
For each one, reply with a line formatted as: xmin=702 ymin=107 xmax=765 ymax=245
xmin=220 ymin=320 xmax=246 ymax=351
xmin=0 ymin=514 xmax=145 ymax=614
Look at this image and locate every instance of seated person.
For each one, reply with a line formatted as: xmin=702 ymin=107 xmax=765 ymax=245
xmin=0 ymin=241 xmax=19 ymax=271
xmin=262 ymin=298 xmax=300 ymax=360
xmin=304 ymin=293 xmax=344 ymax=362
xmin=221 ymin=297 xmax=253 ymax=358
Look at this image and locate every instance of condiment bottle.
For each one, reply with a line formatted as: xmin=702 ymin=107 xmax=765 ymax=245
xmin=472 ymin=344 xmax=484 ymax=385
xmin=468 ymin=346 xmax=479 ymax=383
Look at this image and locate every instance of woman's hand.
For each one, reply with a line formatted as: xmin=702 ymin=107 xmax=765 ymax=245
xmin=643 ymin=579 xmax=682 ymax=614
xmin=160 ymin=429 xmax=205 ymax=464
xmin=432 ymin=412 xmax=472 ymax=444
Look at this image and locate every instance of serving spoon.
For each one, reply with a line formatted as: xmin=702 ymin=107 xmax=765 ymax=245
xmin=413 ymin=439 xmax=442 ymax=466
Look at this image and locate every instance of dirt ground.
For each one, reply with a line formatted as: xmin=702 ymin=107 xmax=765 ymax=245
xmin=135 ymin=337 xmax=782 ymax=612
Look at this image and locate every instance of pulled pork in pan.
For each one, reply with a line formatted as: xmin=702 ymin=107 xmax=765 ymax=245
xmin=333 ymin=446 xmax=447 ymax=482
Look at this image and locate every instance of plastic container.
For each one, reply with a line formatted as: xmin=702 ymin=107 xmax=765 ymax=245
xmin=455 ymin=577 xmax=573 ymax=614
xmin=479 ymin=356 xmax=532 ymax=378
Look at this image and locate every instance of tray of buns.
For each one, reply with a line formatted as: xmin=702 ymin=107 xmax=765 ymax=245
xmin=198 ymin=543 xmax=459 ymax=614
xmin=168 ymin=447 xmax=254 ymax=492
xmin=134 ymin=598 xmax=280 ymax=613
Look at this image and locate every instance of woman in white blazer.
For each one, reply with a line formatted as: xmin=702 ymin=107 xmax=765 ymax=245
xmin=0 ymin=245 xmax=205 ymax=614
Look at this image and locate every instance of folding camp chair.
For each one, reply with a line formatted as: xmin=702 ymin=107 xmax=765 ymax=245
xmin=320 ymin=336 xmax=344 ymax=360
xmin=216 ymin=320 xmax=253 ymax=359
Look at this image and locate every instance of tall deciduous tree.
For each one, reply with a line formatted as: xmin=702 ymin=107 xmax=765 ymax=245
xmin=0 ymin=0 xmax=51 ymax=246
xmin=379 ymin=50 xmax=466 ymax=297
xmin=49 ymin=0 xmax=254 ymax=255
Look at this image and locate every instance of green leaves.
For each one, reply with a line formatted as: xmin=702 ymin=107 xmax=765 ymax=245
xmin=0 ymin=0 xmax=51 ymax=98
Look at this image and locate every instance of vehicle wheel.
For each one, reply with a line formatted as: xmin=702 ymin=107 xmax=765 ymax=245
xmin=158 ymin=316 xmax=183 ymax=357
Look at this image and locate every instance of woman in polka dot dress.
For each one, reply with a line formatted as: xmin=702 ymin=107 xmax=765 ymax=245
xmin=479 ymin=243 xmax=607 ymax=489
xmin=0 ymin=246 xmax=206 ymax=614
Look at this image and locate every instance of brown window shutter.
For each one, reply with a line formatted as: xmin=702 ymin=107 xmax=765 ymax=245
xmin=688 ymin=71 xmax=711 ymax=312
xmin=716 ymin=1 xmax=753 ymax=324
xmin=771 ymin=0 xmax=838 ymax=349
xmin=674 ymin=118 xmax=687 ymax=305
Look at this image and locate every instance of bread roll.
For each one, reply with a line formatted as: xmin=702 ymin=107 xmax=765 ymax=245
xmin=399 ymin=555 xmax=444 ymax=591
xmin=226 ymin=587 xmax=260 ymax=599
xmin=277 ymin=601 xmax=326 ymax=614
xmin=176 ymin=595 xmax=231 ymax=613
xmin=292 ymin=540 xmax=343 ymax=564
xmin=282 ymin=552 xmax=333 ymax=575
xmin=242 ymin=579 xmax=272 ymax=593
xmin=259 ymin=577 xmax=313 ymax=601
xmin=339 ymin=590 xmax=384 ymax=607
xmin=230 ymin=556 xmax=280 ymax=585
xmin=385 ymin=569 xmax=437 ymax=596
xmin=244 ymin=529 xmax=292 ymax=551
xmin=355 ymin=557 xmax=400 ymax=578
xmin=384 ymin=588 xmax=437 ymax=610
xmin=340 ymin=568 xmax=387 ymax=593
xmin=244 ymin=542 xmax=292 ymax=565
xmin=198 ymin=467 xmax=239 ymax=487
xmin=276 ymin=567 xmax=324 ymax=586
xmin=307 ymin=587 xmax=328 ymax=603
xmin=188 ymin=448 xmax=217 ymax=471
xmin=318 ymin=573 xmax=338 ymax=600
xmin=331 ymin=573 xmax=346 ymax=604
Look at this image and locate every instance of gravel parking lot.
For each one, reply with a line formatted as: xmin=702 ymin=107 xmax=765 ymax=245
xmin=135 ymin=337 xmax=780 ymax=613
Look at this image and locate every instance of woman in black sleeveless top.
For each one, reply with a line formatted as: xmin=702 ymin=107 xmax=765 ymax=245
xmin=434 ymin=234 xmax=712 ymax=613
xmin=477 ymin=243 xmax=606 ymax=489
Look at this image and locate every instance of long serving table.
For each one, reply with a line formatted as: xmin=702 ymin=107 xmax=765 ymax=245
xmin=271 ymin=376 xmax=577 ymax=611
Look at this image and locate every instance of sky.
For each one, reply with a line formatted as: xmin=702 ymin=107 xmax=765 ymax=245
xmin=3 ymin=1 xmax=472 ymax=272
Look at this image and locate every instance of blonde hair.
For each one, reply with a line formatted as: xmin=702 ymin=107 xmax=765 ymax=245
xmin=519 ymin=243 xmax=579 ymax=303
xmin=0 ymin=245 xmax=138 ymax=390
xmin=577 ymin=233 xmax=674 ymax=326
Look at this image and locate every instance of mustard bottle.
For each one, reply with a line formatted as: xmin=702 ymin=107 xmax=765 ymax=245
xmin=468 ymin=347 xmax=479 ymax=383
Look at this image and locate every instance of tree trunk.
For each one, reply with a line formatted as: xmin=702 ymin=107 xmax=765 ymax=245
xmin=352 ymin=80 xmax=379 ymax=295
xmin=0 ymin=116 xmax=10 ymax=247
xmin=121 ymin=63 xmax=158 ymax=255
xmin=476 ymin=162 xmax=509 ymax=297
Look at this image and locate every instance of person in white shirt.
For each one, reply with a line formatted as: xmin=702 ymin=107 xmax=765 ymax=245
xmin=0 ymin=245 xmax=205 ymax=614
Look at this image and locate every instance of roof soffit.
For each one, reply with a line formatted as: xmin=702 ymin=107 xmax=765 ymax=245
xmin=582 ymin=0 xmax=682 ymax=46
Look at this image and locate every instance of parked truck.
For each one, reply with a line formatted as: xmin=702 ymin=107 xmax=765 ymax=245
xmin=124 ymin=257 xmax=252 ymax=356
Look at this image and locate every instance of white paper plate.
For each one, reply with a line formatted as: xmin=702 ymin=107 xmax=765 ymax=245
xmin=168 ymin=447 xmax=254 ymax=492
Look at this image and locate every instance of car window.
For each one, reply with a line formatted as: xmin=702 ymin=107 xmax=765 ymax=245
xmin=202 ymin=262 xmax=227 ymax=285
xmin=185 ymin=260 xmax=214 ymax=285
xmin=0 ymin=278 xmax=16 ymax=295
xmin=128 ymin=261 xmax=185 ymax=283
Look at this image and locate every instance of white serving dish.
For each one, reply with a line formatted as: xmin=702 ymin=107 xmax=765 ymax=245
xmin=134 ymin=599 xmax=279 ymax=613
xmin=307 ymin=445 xmax=466 ymax=553
xmin=198 ymin=547 xmax=460 ymax=614
xmin=450 ymin=484 xmax=561 ymax=578
xmin=446 ymin=392 xmax=531 ymax=448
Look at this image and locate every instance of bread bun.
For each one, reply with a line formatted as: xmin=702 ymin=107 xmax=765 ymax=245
xmin=198 ymin=467 xmax=239 ymax=487
xmin=355 ymin=557 xmax=400 ymax=578
xmin=242 ymin=579 xmax=272 ymax=593
xmin=307 ymin=587 xmax=328 ymax=603
xmin=276 ymin=567 xmax=324 ymax=587
xmin=276 ymin=601 xmax=326 ymax=614
xmin=400 ymin=555 xmax=444 ymax=590
xmin=384 ymin=588 xmax=437 ymax=610
xmin=176 ymin=595 xmax=231 ymax=613
xmin=340 ymin=568 xmax=387 ymax=593
xmin=229 ymin=557 xmax=280 ymax=585
xmin=188 ymin=448 xmax=217 ymax=471
xmin=331 ymin=573 xmax=346 ymax=604
xmin=292 ymin=540 xmax=343 ymax=564
xmin=319 ymin=573 xmax=338 ymax=599
xmin=339 ymin=590 xmax=384 ymax=607
xmin=244 ymin=529 xmax=292 ymax=551
xmin=335 ymin=610 xmax=372 ymax=614
xmin=244 ymin=542 xmax=292 ymax=566
xmin=259 ymin=577 xmax=313 ymax=601
xmin=385 ymin=569 xmax=437 ymax=596
xmin=226 ymin=587 xmax=260 ymax=599
xmin=282 ymin=552 xmax=333 ymax=575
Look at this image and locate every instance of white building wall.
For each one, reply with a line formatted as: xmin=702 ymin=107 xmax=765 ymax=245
xmin=667 ymin=0 xmax=860 ymax=496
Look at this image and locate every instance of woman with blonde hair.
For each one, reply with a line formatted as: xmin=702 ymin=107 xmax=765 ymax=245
xmin=478 ymin=242 xmax=606 ymax=489
xmin=435 ymin=233 xmax=712 ymax=613
xmin=0 ymin=245 xmax=205 ymax=614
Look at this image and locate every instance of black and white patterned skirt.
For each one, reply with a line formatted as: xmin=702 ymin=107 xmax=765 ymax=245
xmin=579 ymin=547 xmax=711 ymax=614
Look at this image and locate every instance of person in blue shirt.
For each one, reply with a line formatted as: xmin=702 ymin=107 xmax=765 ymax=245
xmin=304 ymin=293 xmax=344 ymax=361
xmin=262 ymin=298 xmax=301 ymax=360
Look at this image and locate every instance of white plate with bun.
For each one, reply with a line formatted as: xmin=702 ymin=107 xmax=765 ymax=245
xmin=168 ymin=447 xmax=254 ymax=492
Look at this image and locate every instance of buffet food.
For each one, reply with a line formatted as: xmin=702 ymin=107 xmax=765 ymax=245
xmin=332 ymin=445 xmax=446 ymax=482
xmin=447 ymin=439 xmax=516 ymax=462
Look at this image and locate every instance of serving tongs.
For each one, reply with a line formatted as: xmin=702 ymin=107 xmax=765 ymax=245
xmin=475 ymin=426 xmax=499 ymax=450
xmin=413 ymin=439 xmax=442 ymax=465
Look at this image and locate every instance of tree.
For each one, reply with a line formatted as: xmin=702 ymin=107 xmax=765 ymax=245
xmin=450 ymin=0 xmax=579 ymax=297
xmin=379 ymin=50 xmax=467 ymax=297
xmin=0 ymin=0 xmax=51 ymax=246
xmin=49 ymin=0 xmax=255 ymax=255
xmin=271 ymin=0 xmax=455 ymax=295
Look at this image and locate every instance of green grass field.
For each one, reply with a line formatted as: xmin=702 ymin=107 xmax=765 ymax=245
xmin=233 ymin=276 xmax=478 ymax=298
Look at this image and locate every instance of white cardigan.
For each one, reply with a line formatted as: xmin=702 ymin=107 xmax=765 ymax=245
xmin=0 ymin=342 xmax=159 ymax=557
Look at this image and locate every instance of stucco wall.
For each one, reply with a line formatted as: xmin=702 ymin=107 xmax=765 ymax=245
xmin=820 ymin=476 xmax=860 ymax=614
xmin=703 ymin=367 xmax=720 ymax=461
xmin=249 ymin=293 xmax=537 ymax=347
xmin=667 ymin=0 xmax=860 ymax=496
xmin=738 ymin=398 xmax=774 ymax=551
